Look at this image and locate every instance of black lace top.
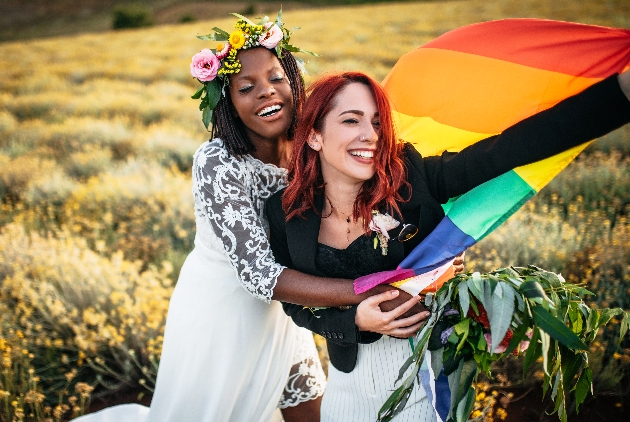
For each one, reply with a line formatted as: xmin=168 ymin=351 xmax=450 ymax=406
xmin=315 ymin=233 xmax=398 ymax=279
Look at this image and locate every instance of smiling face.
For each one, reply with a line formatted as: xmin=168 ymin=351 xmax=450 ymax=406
xmin=228 ymin=47 xmax=294 ymax=146
xmin=309 ymin=82 xmax=381 ymax=186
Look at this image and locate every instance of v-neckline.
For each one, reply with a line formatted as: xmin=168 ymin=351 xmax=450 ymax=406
xmin=317 ymin=233 xmax=371 ymax=252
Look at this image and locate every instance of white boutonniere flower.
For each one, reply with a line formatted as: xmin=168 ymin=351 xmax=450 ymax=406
xmin=369 ymin=210 xmax=400 ymax=255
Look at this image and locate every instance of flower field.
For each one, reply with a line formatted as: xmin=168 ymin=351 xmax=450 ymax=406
xmin=1 ymin=0 xmax=630 ymax=420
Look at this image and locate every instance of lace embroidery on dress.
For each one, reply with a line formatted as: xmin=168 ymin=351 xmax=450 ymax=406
xmin=279 ymin=328 xmax=327 ymax=408
xmin=192 ymin=139 xmax=287 ymax=303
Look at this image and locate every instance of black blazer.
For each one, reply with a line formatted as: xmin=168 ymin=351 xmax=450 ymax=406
xmin=265 ymin=75 xmax=630 ymax=373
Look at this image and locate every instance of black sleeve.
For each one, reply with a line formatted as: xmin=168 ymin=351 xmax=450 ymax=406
xmin=266 ymin=191 xmax=381 ymax=344
xmin=282 ymin=302 xmax=382 ymax=345
xmin=419 ymin=74 xmax=630 ymax=203
xmin=265 ymin=190 xmax=293 ymax=268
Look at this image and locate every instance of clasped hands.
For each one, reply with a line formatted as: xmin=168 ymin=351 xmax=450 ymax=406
xmin=355 ymin=252 xmax=465 ymax=338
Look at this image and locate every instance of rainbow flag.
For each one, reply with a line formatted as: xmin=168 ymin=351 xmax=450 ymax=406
xmin=354 ymin=19 xmax=630 ymax=296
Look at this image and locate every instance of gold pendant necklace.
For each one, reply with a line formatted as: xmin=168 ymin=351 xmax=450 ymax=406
xmin=325 ymin=197 xmax=352 ymax=238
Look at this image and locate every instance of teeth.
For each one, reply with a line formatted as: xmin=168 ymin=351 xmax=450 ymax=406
xmin=258 ymin=104 xmax=281 ymax=117
xmin=350 ymin=150 xmax=374 ymax=159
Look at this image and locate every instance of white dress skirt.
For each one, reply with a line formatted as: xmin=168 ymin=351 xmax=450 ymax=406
xmin=74 ymin=140 xmax=326 ymax=422
xmin=322 ymin=336 xmax=437 ymax=422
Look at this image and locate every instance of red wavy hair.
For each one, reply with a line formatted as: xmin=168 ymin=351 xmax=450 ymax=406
xmin=282 ymin=72 xmax=408 ymax=229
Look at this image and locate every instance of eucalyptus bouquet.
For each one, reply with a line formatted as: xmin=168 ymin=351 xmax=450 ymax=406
xmin=378 ymin=266 xmax=630 ymax=422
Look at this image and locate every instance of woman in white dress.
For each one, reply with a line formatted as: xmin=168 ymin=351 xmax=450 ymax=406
xmin=77 ymin=13 xmax=428 ymax=422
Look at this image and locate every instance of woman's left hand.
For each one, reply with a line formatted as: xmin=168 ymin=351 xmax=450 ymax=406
xmin=356 ymin=290 xmax=430 ymax=338
xmin=453 ymin=251 xmax=465 ymax=275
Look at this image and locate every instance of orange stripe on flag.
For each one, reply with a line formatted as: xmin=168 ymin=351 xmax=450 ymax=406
xmin=384 ymin=48 xmax=600 ymax=134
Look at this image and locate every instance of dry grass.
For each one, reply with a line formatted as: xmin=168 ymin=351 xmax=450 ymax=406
xmin=1 ymin=0 xmax=629 ymax=419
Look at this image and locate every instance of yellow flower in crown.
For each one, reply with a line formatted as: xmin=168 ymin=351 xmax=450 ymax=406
xmin=228 ymin=30 xmax=246 ymax=50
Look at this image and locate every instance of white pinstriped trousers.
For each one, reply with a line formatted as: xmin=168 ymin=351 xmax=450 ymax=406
xmin=321 ymin=336 xmax=438 ymax=421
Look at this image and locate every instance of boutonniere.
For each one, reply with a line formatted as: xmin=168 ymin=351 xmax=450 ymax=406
xmin=369 ymin=210 xmax=400 ymax=255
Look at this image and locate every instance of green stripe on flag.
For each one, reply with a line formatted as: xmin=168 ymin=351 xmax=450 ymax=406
xmin=445 ymin=170 xmax=536 ymax=241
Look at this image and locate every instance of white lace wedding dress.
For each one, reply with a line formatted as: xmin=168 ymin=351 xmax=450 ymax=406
xmin=76 ymin=139 xmax=325 ymax=422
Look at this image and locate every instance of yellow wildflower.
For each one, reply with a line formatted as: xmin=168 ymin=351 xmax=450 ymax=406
xmin=229 ymin=31 xmax=246 ymax=49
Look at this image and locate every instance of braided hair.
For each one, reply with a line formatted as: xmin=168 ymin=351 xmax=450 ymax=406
xmin=211 ymin=48 xmax=305 ymax=157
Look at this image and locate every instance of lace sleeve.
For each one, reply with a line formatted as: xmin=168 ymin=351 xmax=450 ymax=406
xmin=193 ymin=141 xmax=286 ymax=303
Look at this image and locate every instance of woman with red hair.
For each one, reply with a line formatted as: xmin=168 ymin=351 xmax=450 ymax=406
xmin=265 ymin=70 xmax=630 ymax=420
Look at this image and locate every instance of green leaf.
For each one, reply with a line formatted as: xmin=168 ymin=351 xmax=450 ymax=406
xmin=468 ymin=272 xmax=484 ymax=303
xmin=454 ymin=359 xmax=477 ymax=408
xmin=599 ymin=308 xmax=623 ymax=328
xmin=559 ymin=344 xmax=584 ymax=393
xmin=540 ymin=271 xmax=563 ymax=288
xmin=523 ymin=326 xmax=541 ymax=375
xmin=482 ymin=279 xmax=494 ymax=322
xmin=573 ymin=366 xmax=592 ymax=412
xmin=620 ymin=313 xmax=630 ymax=345
xmin=199 ymin=94 xmax=209 ymax=111
xmin=196 ymin=33 xmax=216 ymax=40
xmin=458 ymin=281 xmax=470 ymax=318
xmin=455 ymin=386 xmax=477 ymax=422
xmin=230 ymin=12 xmax=255 ymax=25
xmin=490 ymin=283 xmax=514 ymax=353
xmin=213 ymin=27 xmax=230 ymax=39
xmin=568 ymin=305 xmax=583 ymax=334
xmin=206 ymin=78 xmax=222 ymax=110
xmin=191 ymin=85 xmax=205 ymax=99
xmin=585 ymin=310 xmax=600 ymax=340
xmin=282 ymin=43 xmax=301 ymax=53
xmin=276 ymin=6 xmax=283 ymax=22
xmin=378 ymin=383 xmax=407 ymax=422
xmin=508 ymin=276 xmax=523 ymax=288
xmin=514 ymin=285 xmax=525 ymax=312
xmin=202 ymin=107 xmax=213 ymax=130
xmin=540 ymin=328 xmax=551 ymax=375
xmin=392 ymin=387 xmax=413 ymax=417
xmin=453 ymin=319 xmax=470 ymax=354
xmin=395 ymin=353 xmax=415 ymax=384
xmin=520 ymin=280 xmax=547 ymax=299
xmin=430 ymin=348 xmax=444 ymax=382
xmin=532 ymin=306 xmax=587 ymax=351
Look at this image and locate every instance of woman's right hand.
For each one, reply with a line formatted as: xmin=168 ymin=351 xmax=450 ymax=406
xmin=355 ymin=290 xmax=430 ymax=338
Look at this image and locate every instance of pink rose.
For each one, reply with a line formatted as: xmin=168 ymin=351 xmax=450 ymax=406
xmin=485 ymin=329 xmax=532 ymax=355
xmin=259 ymin=23 xmax=283 ymax=49
xmin=190 ymin=49 xmax=220 ymax=82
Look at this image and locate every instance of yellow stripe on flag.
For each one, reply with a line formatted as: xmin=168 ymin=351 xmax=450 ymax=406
xmin=513 ymin=142 xmax=592 ymax=191
xmin=392 ymin=111 xmax=496 ymax=156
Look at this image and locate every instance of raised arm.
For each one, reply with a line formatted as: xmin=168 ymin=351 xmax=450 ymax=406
xmin=419 ymin=72 xmax=630 ymax=203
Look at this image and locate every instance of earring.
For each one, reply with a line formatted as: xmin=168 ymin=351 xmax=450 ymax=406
xmin=308 ymin=143 xmax=320 ymax=151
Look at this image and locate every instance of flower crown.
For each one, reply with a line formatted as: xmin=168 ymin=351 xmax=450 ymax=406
xmin=190 ymin=9 xmax=317 ymax=129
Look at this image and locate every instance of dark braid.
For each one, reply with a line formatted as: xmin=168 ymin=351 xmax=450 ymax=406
xmin=211 ymin=48 xmax=306 ymax=157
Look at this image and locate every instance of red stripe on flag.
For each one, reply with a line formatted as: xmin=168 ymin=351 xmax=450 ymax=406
xmin=423 ymin=19 xmax=630 ymax=78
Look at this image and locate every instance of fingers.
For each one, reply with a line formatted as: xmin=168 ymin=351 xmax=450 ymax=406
xmin=453 ymin=263 xmax=465 ymax=276
xmin=386 ymin=320 xmax=426 ymax=339
xmin=391 ymin=309 xmax=430 ymax=329
xmin=453 ymin=251 xmax=465 ymax=266
xmin=384 ymin=294 xmax=423 ymax=320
